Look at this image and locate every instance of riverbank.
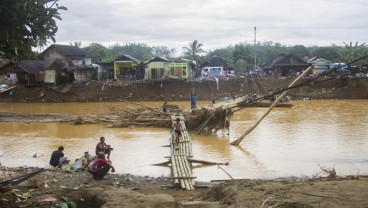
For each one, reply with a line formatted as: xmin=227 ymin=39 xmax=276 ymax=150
xmin=1 ymin=167 xmax=367 ymax=208
xmin=0 ymin=77 xmax=367 ymax=103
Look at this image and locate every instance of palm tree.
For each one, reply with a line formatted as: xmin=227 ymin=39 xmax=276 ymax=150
xmin=182 ymin=40 xmax=205 ymax=63
xmin=69 ymin=41 xmax=82 ymax=48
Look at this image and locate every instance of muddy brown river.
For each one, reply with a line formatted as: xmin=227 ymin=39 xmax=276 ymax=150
xmin=0 ymin=100 xmax=367 ymax=181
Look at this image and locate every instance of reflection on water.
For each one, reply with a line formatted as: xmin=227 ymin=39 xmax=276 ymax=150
xmin=0 ymin=100 xmax=367 ymax=181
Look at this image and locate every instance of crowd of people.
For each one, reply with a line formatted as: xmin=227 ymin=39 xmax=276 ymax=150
xmin=49 ymin=136 xmax=115 ymax=179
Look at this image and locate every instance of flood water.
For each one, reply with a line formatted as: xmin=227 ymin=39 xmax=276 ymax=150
xmin=0 ymin=100 xmax=367 ymax=181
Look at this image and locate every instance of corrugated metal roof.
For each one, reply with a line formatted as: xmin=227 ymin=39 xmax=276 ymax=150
xmin=114 ymin=54 xmax=141 ymax=64
xmin=144 ymin=56 xmax=171 ymax=64
xmin=17 ymin=60 xmax=45 ymax=73
xmin=41 ymin=44 xmax=92 ymax=57
xmin=0 ymin=59 xmax=11 ymax=68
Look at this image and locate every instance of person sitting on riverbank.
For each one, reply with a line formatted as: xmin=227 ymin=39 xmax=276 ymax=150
xmin=90 ymin=152 xmax=115 ymax=179
xmin=49 ymin=146 xmax=69 ymax=168
xmin=96 ymin=136 xmax=113 ymax=159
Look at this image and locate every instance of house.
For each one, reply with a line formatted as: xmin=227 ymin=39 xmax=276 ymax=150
xmin=144 ymin=57 xmax=171 ymax=80
xmin=0 ymin=60 xmax=45 ymax=85
xmin=200 ymin=56 xmax=234 ymax=77
xmin=260 ymin=53 xmax=310 ymax=77
xmin=144 ymin=57 xmax=194 ymax=80
xmin=168 ymin=57 xmax=194 ymax=79
xmin=113 ymin=55 xmax=144 ymax=80
xmin=307 ymin=57 xmax=332 ymax=74
xmin=40 ymin=44 xmax=95 ymax=84
xmin=94 ymin=55 xmax=144 ymax=80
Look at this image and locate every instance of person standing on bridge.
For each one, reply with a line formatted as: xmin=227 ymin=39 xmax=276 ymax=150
xmin=173 ymin=118 xmax=182 ymax=149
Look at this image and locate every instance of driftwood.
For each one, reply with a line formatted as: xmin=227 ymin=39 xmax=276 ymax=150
xmin=153 ymin=158 xmax=228 ymax=166
xmin=0 ymin=168 xmax=44 ymax=192
xmin=188 ymin=159 xmax=229 ymax=166
xmin=230 ymin=66 xmax=313 ymax=145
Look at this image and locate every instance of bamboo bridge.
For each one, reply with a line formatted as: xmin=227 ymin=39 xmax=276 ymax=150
xmin=153 ymin=115 xmax=228 ymax=190
xmin=169 ymin=115 xmax=195 ymax=190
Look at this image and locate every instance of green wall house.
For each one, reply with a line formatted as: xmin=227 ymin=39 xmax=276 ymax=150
xmin=144 ymin=57 xmax=171 ymax=80
xmin=144 ymin=57 xmax=193 ymax=80
xmin=113 ymin=55 xmax=144 ymax=80
xmin=307 ymin=57 xmax=332 ymax=74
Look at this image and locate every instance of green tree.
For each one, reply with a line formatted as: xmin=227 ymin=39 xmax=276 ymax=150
xmin=289 ymin=45 xmax=310 ymax=59
xmin=83 ymin=43 xmax=111 ymax=63
xmin=233 ymin=43 xmax=253 ymax=66
xmin=182 ymin=40 xmax=205 ymax=63
xmin=234 ymin=59 xmax=248 ymax=75
xmin=206 ymin=46 xmax=234 ymax=63
xmin=109 ymin=43 xmax=152 ymax=61
xmin=310 ymin=45 xmax=341 ymax=62
xmin=340 ymin=41 xmax=368 ymax=63
xmin=0 ymin=0 xmax=67 ymax=58
xmin=152 ymin=46 xmax=176 ymax=58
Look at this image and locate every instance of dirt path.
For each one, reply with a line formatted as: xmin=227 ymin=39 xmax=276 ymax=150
xmin=0 ymin=167 xmax=367 ymax=208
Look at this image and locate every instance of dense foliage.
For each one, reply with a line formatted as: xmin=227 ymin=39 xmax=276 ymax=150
xmin=79 ymin=40 xmax=367 ymax=75
xmin=0 ymin=0 xmax=67 ymax=59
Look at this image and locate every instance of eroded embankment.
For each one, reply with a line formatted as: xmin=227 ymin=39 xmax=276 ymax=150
xmin=0 ymin=77 xmax=367 ymax=103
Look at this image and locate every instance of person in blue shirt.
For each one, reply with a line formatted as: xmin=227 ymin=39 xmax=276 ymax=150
xmin=191 ymin=93 xmax=197 ymax=109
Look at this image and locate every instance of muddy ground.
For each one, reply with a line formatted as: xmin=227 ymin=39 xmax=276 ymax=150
xmin=1 ymin=77 xmax=368 ymax=103
xmin=0 ymin=167 xmax=367 ymax=208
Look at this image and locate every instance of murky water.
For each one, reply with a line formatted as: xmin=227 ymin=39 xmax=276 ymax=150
xmin=0 ymin=100 xmax=367 ymax=181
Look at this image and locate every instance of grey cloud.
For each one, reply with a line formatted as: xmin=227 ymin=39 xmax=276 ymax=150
xmin=54 ymin=0 xmax=368 ymax=51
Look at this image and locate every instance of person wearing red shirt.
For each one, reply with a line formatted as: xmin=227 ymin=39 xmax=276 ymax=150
xmin=92 ymin=152 xmax=115 ymax=179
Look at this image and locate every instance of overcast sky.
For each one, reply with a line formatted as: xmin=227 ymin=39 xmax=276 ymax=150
xmin=54 ymin=0 xmax=368 ymax=54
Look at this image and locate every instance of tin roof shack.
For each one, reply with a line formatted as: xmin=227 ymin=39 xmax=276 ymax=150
xmin=113 ymin=55 xmax=144 ymax=80
xmin=200 ymin=56 xmax=234 ymax=77
xmin=40 ymin=44 xmax=95 ymax=85
xmin=260 ymin=53 xmax=310 ymax=77
xmin=307 ymin=57 xmax=332 ymax=75
xmin=0 ymin=60 xmax=45 ymax=86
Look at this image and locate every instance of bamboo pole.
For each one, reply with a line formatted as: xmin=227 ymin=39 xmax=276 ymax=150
xmin=151 ymin=160 xmax=171 ymax=166
xmin=180 ymin=155 xmax=193 ymax=189
xmin=170 ymin=156 xmax=179 ymax=184
xmin=188 ymin=158 xmax=229 ymax=165
xmin=230 ymin=66 xmax=313 ymax=146
xmin=176 ymin=155 xmax=189 ymax=189
xmin=183 ymin=156 xmax=195 ymax=186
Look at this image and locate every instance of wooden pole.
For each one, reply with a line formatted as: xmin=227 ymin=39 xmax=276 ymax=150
xmin=230 ymin=66 xmax=313 ymax=146
xmin=188 ymin=158 xmax=229 ymax=166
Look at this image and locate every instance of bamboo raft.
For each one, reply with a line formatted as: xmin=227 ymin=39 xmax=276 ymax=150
xmin=170 ymin=115 xmax=195 ymax=190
